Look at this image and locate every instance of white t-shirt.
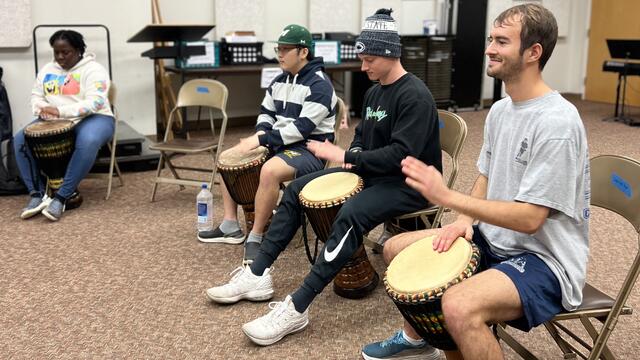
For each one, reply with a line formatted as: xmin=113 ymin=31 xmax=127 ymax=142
xmin=477 ymin=91 xmax=590 ymax=311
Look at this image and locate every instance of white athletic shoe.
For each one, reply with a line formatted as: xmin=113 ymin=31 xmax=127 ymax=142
xmin=242 ymin=295 xmax=309 ymax=346
xmin=205 ymin=266 xmax=274 ymax=304
xmin=20 ymin=194 xmax=51 ymax=219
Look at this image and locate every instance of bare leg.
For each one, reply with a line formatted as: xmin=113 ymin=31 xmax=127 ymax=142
xmin=251 ymin=157 xmax=295 ymax=235
xmin=442 ymin=269 xmax=523 ymax=360
xmin=220 ymin=180 xmax=238 ymax=221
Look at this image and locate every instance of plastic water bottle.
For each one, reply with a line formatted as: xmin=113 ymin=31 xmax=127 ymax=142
xmin=197 ymin=183 xmax=213 ymax=232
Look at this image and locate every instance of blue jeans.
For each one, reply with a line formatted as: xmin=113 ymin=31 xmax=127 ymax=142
xmin=13 ymin=114 xmax=115 ymax=200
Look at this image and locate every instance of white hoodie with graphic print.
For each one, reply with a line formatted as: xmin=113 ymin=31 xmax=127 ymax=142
xmin=31 ymin=52 xmax=113 ymax=123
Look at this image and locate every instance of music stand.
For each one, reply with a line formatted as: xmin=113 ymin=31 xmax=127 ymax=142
xmin=128 ymin=24 xmax=215 ymax=59
xmin=128 ymin=24 xmax=215 ymax=137
xmin=605 ymin=39 xmax=640 ymax=126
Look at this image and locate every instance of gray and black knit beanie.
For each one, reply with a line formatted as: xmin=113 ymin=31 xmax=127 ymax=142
xmin=355 ymin=8 xmax=401 ymax=58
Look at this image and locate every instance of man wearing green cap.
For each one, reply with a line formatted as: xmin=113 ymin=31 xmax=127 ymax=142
xmin=198 ymin=24 xmax=337 ymax=264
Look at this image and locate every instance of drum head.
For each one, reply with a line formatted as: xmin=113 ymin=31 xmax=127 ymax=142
xmin=218 ymin=146 xmax=268 ymax=167
xmin=387 ymin=236 xmax=472 ymax=293
xmin=25 ymin=120 xmax=74 ymax=136
xmin=300 ymin=172 xmax=361 ymax=204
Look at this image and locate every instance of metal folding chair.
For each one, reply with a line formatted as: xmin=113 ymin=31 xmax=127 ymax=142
xmin=496 ymin=154 xmax=640 ymax=359
xmin=149 ymin=79 xmax=229 ymax=202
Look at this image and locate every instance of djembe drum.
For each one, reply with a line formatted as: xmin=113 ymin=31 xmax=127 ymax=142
xmin=299 ymin=172 xmax=379 ymax=299
xmin=24 ymin=120 xmax=83 ymax=209
xmin=217 ymin=146 xmax=269 ymax=234
xmin=384 ymin=235 xmax=480 ymax=350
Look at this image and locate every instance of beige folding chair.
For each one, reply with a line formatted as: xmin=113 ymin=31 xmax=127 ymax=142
xmin=86 ymin=82 xmax=123 ymax=200
xmin=496 ymin=154 xmax=640 ymax=360
xmin=366 ymin=110 xmax=467 ymax=252
xmin=149 ymin=79 xmax=228 ymax=202
xmin=324 ymin=97 xmax=347 ymax=169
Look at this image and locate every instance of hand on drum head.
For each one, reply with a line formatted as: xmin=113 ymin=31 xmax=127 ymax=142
xmin=307 ymin=139 xmax=346 ymax=164
xmin=38 ymin=106 xmax=61 ymax=120
xmin=401 ymin=156 xmax=448 ymax=206
xmin=433 ymin=219 xmax=474 ymax=253
xmin=234 ymin=132 xmax=262 ymax=154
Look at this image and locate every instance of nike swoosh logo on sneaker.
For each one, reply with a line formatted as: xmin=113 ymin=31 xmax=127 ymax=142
xmin=324 ymin=226 xmax=353 ymax=262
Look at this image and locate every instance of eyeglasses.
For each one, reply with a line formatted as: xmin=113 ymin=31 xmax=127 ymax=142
xmin=274 ymin=46 xmax=299 ymax=55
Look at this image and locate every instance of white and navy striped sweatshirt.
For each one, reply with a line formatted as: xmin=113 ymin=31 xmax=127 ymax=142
xmin=256 ymin=57 xmax=336 ymax=150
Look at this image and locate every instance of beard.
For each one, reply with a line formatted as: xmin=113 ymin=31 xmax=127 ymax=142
xmin=486 ymin=56 xmax=524 ymax=82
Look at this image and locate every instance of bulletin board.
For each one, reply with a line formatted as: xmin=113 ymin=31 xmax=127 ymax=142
xmin=214 ymin=0 xmax=265 ymax=40
xmin=309 ymin=0 xmax=360 ymax=34
xmin=0 ymin=0 xmax=31 ymax=48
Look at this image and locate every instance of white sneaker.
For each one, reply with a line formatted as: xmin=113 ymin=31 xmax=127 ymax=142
xmin=20 ymin=194 xmax=51 ymax=219
xmin=242 ymin=295 xmax=309 ymax=346
xmin=206 ymin=266 xmax=274 ymax=303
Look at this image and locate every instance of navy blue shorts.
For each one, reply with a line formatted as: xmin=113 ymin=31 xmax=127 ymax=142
xmin=471 ymin=226 xmax=563 ymax=331
xmin=272 ymin=144 xmax=324 ymax=178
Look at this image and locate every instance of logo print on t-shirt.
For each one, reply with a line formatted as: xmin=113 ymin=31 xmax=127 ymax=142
xmin=502 ymin=257 xmax=527 ymax=273
xmin=365 ymin=106 xmax=388 ymax=122
xmin=515 ymin=137 xmax=529 ymax=165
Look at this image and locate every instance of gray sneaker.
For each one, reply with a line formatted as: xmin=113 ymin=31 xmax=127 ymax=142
xmin=42 ymin=198 xmax=65 ymax=221
xmin=243 ymin=241 xmax=261 ymax=265
xmin=20 ymin=194 xmax=51 ymax=219
xmin=198 ymin=226 xmax=245 ymax=244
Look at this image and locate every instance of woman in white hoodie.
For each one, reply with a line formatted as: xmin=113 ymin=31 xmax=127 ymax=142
xmin=14 ymin=29 xmax=114 ymax=221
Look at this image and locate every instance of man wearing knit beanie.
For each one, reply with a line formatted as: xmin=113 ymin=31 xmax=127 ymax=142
xmin=205 ymin=9 xmax=442 ymax=351
xmin=355 ymin=8 xmax=402 ymax=58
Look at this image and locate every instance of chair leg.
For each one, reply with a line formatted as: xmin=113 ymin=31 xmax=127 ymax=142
xmin=105 ymin=142 xmax=116 ymax=200
xmin=543 ymin=321 xmax=579 ymax=359
xmin=208 ymin=149 xmax=217 ymax=191
xmin=150 ymin=153 xmax=165 ymax=202
xmin=495 ymin=324 xmax=539 ymax=360
xmin=165 ymin=154 xmax=185 ymax=191
xmin=581 ymin=317 xmax=616 ymax=360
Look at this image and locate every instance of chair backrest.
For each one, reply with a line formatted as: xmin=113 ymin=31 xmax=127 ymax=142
xmin=437 ymin=110 xmax=468 ymax=190
xmin=591 ymin=155 xmax=640 ymax=233
xmin=175 ymin=79 xmax=229 ymax=110
xmin=334 ymin=97 xmax=346 ymax=146
xmin=588 ymin=154 xmax=640 ymax=357
xmin=164 ymin=79 xmax=229 ymax=141
xmin=107 ymin=81 xmax=116 ymax=106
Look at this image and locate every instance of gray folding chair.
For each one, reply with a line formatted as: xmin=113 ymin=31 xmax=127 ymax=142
xmin=149 ymin=79 xmax=229 ymax=202
xmin=496 ymin=154 xmax=640 ymax=359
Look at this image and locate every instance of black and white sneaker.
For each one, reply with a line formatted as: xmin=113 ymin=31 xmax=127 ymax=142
xmin=198 ymin=226 xmax=245 ymax=244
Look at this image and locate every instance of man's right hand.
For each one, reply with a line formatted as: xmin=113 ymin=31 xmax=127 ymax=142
xmin=432 ymin=219 xmax=474 ymax=253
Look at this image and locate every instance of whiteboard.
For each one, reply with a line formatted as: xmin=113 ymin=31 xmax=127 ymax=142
xmin=309 ymin=0 xmax=359 ymax=34
xmin=0 ymin=0 xmax=31 ymax=48
xmin=214 ymin=0 xmax=265 ymax=40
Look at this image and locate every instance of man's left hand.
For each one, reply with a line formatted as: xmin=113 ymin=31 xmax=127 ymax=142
xmin=307 ymin=139 xmax=346 ymax=165
xmin=235 ymin=131 xmax=263 ymax=154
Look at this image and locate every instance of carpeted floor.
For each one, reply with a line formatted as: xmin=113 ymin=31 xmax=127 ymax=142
xmin=1 ymin=95 xmax=639 ymax=359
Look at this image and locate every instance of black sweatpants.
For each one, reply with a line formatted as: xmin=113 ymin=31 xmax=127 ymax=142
xmin=252 ymin=167 xmax=429 ymax=294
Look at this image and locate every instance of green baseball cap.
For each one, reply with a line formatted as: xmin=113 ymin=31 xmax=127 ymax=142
xmin=275 ymin=24 xmax=312 ymax=48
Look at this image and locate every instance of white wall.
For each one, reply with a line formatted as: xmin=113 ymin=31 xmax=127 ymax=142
xmin=1 ymin=0 xmax=590 ymax=137
xmin=482 ymin=0 xmax=590 ymax=99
